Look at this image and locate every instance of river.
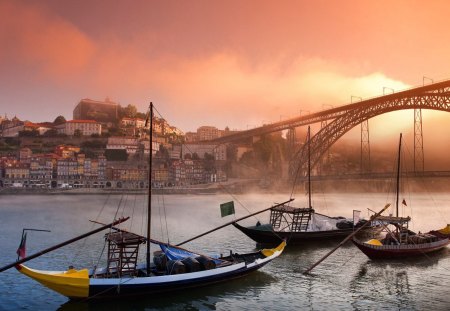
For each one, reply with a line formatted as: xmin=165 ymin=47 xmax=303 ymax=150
xmin=1 ymin=192 xmax=450 ymax=310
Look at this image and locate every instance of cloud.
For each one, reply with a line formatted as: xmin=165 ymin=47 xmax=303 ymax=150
xmin=0 ymin=1 xmax=420 ymax=135
xmin=0 ymin=1 xmax=96 ymax=79
xmin=116 ymin=52 xmax=411 ymax=131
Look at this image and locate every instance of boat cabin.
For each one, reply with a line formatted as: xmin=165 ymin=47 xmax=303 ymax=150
xmin=105 ymin=231 xmax=147 ymax=277
xmin=270 ymin=205 xmax=313 ymax=232
xmin=371 ymin=215 xmax=439 ymax=245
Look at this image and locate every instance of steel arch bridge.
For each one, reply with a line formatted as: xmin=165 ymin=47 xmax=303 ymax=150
xmin=290 ymin=79 xmax=450 ymax=178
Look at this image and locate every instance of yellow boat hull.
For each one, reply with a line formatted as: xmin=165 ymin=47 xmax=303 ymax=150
xmin=16 ymin=265 xmax=89 ymax=298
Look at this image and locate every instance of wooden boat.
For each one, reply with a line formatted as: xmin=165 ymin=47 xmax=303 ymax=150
xmin=352 ymin=134 xmax=449 ymax=259
xmin=15 ymin=238 xmax=285 ymax=299
xmin=233 ymin=209 xmax=369 ymax=245
xmin=3 ymin=103 xmax=286 ymax=300
xmin=233 ymin=126 xmax=372 ymax=245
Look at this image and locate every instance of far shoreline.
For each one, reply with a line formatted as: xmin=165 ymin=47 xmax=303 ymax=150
xmin=1 ymin=176 xmax=450 ymax=195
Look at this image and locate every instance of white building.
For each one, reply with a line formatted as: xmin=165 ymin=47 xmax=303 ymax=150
xmin=56 ymin=120 xmax=102 ymax=136
xmin=107 ymin=137 xmax=140 ymax=154
xmin=121 ymin=117 xmax=146 ymax=128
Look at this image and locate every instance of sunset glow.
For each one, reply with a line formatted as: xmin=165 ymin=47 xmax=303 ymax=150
xmin=1 ymin=0 xmax=450 ymax=134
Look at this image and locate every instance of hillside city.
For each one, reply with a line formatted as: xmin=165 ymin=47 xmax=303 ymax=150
xmin=0 ymin=98 xmax=384 ymax=192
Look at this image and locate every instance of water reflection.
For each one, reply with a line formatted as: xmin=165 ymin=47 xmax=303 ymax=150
xmin=349 ymin=249 xmax=450 ymax=311
xmin=349 ymin=261 xmax=413 ymax=310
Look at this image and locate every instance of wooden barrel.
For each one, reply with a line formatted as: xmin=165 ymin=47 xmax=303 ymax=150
xmin=181 ymin=257 xmax=201 ymax=272
xmin=166 ymin=260 xmax=186 ymax=275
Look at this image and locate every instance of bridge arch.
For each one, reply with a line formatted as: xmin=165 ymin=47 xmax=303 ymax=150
xmin=290 ymin=84 xmax=450 ymax=177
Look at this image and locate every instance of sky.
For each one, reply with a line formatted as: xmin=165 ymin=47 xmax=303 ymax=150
xmin=1 ymin=0 xmax=450 ymax=155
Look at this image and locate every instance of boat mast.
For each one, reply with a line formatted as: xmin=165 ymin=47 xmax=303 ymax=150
xmin=146 ymin=102 xmax=153 ymax=275
xmin=308 ymin=126 xmax=312 ymax=208
xmin=396 ymin=133 xmax=402 ymax=217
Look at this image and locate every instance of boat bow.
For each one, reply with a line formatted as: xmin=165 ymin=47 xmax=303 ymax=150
xmin=16 ymin=264 xmax=89 ymax=298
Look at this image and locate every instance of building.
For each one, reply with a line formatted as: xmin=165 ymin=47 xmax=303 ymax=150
xmin=184 ymin=132 xmax=198 ymax=142
xmin=169 ymin=159 xmax=208 ymax=186
xmin=54 ymin=145 xmax=81 ymax=158
xmin=29 ymin=155 xmax=54 ymax=188
xmin=1 ymin=121 xmax=53 ymax=138
xmin=197 ymin=126 xmax=219 ymax=141
xmin=121 ymin=117 xmax=146 ymax=128
xmin=19 ymin=148 xmax=32 ymax=163
xmin=107 ymin=137 xmax=140 ymax=154
xmin=55 ymin=120 xmax=102 ymax=136
xmin=3 ymin=163 xmax=30 ymax=187
xmin=73 ymin=98 xmax=119 ymax=124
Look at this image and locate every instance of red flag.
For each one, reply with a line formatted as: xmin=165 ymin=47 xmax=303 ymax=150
xmin=402 ymin=199 xmax=407 ymax=206
xmin=16 ymin=233 xmax=27 ymax=259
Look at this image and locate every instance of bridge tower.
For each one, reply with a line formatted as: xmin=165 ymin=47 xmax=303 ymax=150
xmin=318 ymin=119 xmax=330 ymax=175
xmin=287 ymin=127 xmax=296 ymax=161
xmin=360 ymin=120 xmax=371 ymax=173
xmin=414 ymin=109 xmax=425 ymax=173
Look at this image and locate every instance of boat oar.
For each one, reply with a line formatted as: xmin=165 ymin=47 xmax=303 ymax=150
xmin=303 ymin=203 xmax=390 ymax=274
xmin=0 ymin=217 xmax=129 ymax=273
xmin=176 ymin=198 xmax=295 ymax=246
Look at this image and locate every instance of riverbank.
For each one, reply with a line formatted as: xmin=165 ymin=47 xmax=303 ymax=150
xmin=1 ymin=176 xmax=450 ymax=195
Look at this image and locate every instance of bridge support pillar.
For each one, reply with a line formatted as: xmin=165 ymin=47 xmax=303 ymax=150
xmin=414 ymin=109 xmax=425 ymax=173
xmin=360 ymin=120 xmax=371 ymax=173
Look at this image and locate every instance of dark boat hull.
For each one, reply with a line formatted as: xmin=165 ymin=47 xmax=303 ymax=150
xmin=88 ymin=258 xmax=266 ymax=299
xmin=232 ymin=222 xmax=370 ymax=245
xmin=352 ymin=238 xmax=449 ymax=259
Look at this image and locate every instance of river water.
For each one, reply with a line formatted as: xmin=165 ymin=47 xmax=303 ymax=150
xmin=1 ymin=192 xmax=450 ymax=310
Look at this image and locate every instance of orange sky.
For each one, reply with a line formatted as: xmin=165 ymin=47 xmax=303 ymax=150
xmin=1 ymin=0 xmax=450 ymax=139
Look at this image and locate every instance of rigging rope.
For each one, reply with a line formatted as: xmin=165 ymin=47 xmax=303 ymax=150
xmin=70 ymin=193 xmax=112 ymax=264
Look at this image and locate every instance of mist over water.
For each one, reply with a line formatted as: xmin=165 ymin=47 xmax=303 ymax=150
xmin=1 ymin=193 xmax=450 ymax=310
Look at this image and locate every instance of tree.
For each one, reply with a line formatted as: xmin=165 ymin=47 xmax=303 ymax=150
xmin=105 ymin=149 xmax=128 ymax=161
xmin=121 ymin=104 xmax=138 ymax=118
xmin=73 ymin=129 xmax=83 ymax=137
xmin=53 ymin=115 xmax=66 ymax=125
xmin=43 ymin=128 xmax=58 ymax=137
xmin=18 ymin=129 xmax=39 ymax=137
xmin=203 ymin=152 xmax=215 ymax=171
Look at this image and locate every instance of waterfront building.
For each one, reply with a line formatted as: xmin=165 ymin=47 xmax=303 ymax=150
xmin=3 ymin=163 xmax=30 ymax=187
xmin=152 ymin=161 xmax=169 ymax=187
xmin=77 ymin=154 xmax=85 ymax=177
xmin=29 ymin=155 xmax=54 ymax=188
xmin=169 ymin=159 xmax=209 ymax=186
xmin=97 ymin=155 xmax=107 ymax=181
xmin=56 ymin=157 xmax=79 ymax=182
